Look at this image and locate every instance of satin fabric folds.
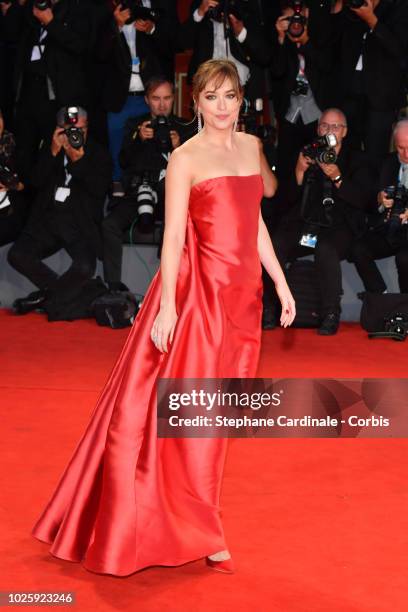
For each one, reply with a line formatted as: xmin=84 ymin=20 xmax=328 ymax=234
xmin=32 ymin=174 xmax=264 ymax=576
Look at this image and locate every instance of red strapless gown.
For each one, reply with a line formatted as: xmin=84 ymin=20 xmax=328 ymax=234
xmin=32 ymin=174 xmax=264 ymax=576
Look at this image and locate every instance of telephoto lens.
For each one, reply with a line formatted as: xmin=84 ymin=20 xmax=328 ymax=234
xmin=137 ymin=172 xmax=158 ymax=233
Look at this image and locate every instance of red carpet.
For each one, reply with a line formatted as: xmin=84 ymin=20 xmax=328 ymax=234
xmin=1 ymin=309 xmax=407 ymax=612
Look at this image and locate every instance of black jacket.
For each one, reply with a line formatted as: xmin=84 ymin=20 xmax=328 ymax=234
xmin=119 ymin=112 xmax=192 ymax=194
xmin=379 ymin=152 xmax=401 ymax=189
xmin=286 ymin=146 xmax=376 ymax=236
xmin=27 ymin=137 xmax=112 ymax=258
xmin=269 ymin=37 xmax=333 ymax=120
xmin=99 ymin=0 xmax=178 ymax=112
xmin=331 ymin=0 xmax=408 ymax=111
xmin=180 ymin=0 xmax=270 ymax=100
xmin=13 ymin=0 xmax=91 ymax=106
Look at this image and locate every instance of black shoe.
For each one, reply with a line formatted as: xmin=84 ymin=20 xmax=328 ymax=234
xmin=262 ymin=307 xmax=276 ymax=330
xmin=13 ymin=290 xmax=47 ymax=315
xmin=317 ymin=312 xmax=340 ymax=336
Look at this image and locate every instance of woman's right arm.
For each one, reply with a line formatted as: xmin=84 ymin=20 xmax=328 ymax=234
xmin=150 ymin=148 xmax=191 ymax=353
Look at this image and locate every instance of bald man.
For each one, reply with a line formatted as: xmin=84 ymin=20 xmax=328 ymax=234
xmin=351 ymin=119 xmax=408 ymax=295
xmin=262 ymin=107 xmax=375 ymax=335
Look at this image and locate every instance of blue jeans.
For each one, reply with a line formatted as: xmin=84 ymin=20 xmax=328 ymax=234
xmin=108 ymin=94 xmax=149 ymax=181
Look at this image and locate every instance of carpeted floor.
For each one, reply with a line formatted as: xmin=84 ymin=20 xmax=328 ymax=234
xmin=1 ymin=309 xmax=407 ymax=612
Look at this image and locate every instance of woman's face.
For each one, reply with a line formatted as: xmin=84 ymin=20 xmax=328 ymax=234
xmin=197 ymin=77 xmax=242 ymax=131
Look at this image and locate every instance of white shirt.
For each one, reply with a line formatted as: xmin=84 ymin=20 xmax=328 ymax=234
xmin=193 ymin=9 xmax=250 ymax=85
xmin=400 ymin=163 xmax=408 ymax=190
xmin=121 ymin=0 xmax=155 ymax=92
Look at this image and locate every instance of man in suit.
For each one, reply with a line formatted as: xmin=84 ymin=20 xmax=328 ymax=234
xmin=11 ymin=0 xmax=91 ymax=185
xmin=8 ymin=106 xmax=112 ymax=314
xmin=351 ymin=119 xmax=408 ymax=294
xmin=331 ymin=0 xmax=408 ymax=168
xmin=100 ymin=0 xmax=178 ymax=192
xmin=262 ymin=108 xmax=375 ymax=335
xmin=102 ymin=77 xmax=191 ymax=291
xmin=180 ymin=0 xmax=270 ymax=103
xmin=269 ymin=0 xmax=334 ymax=210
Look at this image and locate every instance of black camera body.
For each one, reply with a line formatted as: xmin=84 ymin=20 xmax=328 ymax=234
xmin=208 ymin=0 xmax=247 ymax=22
xmin=292 ymin=77 xmax=309 ymax=96
xmin=238 ymin=104 xmax=276 ymax=145
xmin=0 ymin=165 xmax=20 ymax=191
xmin=120 ymin=1 xmax=160 ymax=25
xmin=62 ymin=107 xmax=84 ymax=149
xmin=149 ymin=115 xmax=174 ymax=153
xmin=63 ymin=127 xmax=84 ymax=149
xmin=303 ymin=134 xmax=338 ymax=165
xmin=344 ymin=0 xmax=366 ymax=8
xmin=384 ymin=312 xmax=408 ymax=339
xmin=34 ymin=0 xmax=52 ymax=10
xmin=382 ymin=184 xmax=408 ymax=243
xmin=286 ymin=0 xmax=307 ymax=38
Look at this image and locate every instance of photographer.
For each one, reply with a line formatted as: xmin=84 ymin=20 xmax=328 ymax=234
xmin=263 ymin=108 xmax=375 ymax=335
xmin=351 ymin=119 xmax=408 ymax=294
xmin=0 ymin=108 xmax=28 ymax=247
xmin=331 ymin=0 xmax=408 ymax=168
xmin=270 ymin=0 xmax=334 ymax=200
xmin=11 ymin=0 xmax=91 ymax=185
xmin=8 ymin=106 xmax=112 ymax=315
xmin=181 ymin=0 xmax=270 ymax=102
xmin=101 ymin=0 xmax=178 ymax=193
xmin=102 ymin=77 xmax=190 ymax=292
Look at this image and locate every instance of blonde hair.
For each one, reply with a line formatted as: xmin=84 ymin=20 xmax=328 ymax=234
xmin=192 ymin=59 xmax=243 ymax=111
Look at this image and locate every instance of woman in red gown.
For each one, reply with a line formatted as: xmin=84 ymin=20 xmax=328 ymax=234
xmin=32 ymin=60 xmax=296 ymax=576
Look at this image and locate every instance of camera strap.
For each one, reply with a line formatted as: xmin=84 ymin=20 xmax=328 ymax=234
xmin=54 ymin=156 xmax=72 ymax=203
xmin=300 ymin=170 xmax=334 ymax=229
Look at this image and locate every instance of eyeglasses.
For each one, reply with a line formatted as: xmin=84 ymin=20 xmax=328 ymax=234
xmin=319 ymin=122 xmax=346 ymax=132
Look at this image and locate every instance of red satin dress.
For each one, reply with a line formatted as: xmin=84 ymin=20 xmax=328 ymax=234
xmin=32 ymin=174 xmax=264 ymax=576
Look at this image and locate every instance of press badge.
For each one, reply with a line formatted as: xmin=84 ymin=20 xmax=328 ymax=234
xmin=299 ymin=233 xmax=318 ymax=248
xmin=55 ymin=187 xmax=71 ymax=203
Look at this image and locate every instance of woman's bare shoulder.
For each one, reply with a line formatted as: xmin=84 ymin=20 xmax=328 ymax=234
xmin=236 ymin=131 xmax=260 ymax=150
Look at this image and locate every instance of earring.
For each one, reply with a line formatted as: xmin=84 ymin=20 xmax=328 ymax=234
xmin=197 ymin=112 xmax=202 ymax=132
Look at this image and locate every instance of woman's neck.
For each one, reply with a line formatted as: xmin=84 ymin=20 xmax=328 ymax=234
xmin=198 ymin=125 xmax=237 ymax=150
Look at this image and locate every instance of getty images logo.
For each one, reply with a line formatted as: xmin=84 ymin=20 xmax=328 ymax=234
xmin=168 ymin=389 xmax=283 ymax=412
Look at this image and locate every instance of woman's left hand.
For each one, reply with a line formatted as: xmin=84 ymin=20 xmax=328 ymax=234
xmin=276 ymin=281 xmax=296 ymax=328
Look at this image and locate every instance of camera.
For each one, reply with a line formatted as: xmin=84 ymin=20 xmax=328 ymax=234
xmin=292 ymin=76 xmax=309 ymax=96
xmin=382 ymin=184 xmax=408 ymax=244
xmin=286 ymin=0 xmax=307 ymax=39
xmin=384 ymin=313 xmax=408 ymax=339
xmin=344 ymin=0 xmax=366 ymax=8
xmin=149 ymin=115 xmax=173 ymax=153
xmin=238 ymin=102 xmax=275 ymax=145
xmin=62 ymin=106 xmax=84 ymax=149
xmin=63 ymin=127 xmax=84 ymax=149
xmin=0 ymin=165 xmax=20 ymax=191
xmin=303 ymin=134 xmax=338 ymax=164
xmin=208 ymin=0 xmax=246 ymax=22
xmin=119 ymin=0 xmax=161 ymax=25
xmin=33 ymin=0 xmax=51 ymax=10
